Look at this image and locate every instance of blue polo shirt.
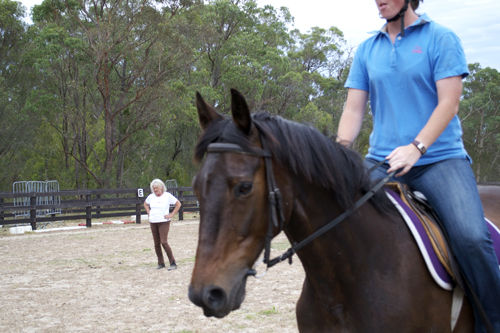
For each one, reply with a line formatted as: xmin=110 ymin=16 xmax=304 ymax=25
xmin=345 ymin=14 xmax=470 ymax=165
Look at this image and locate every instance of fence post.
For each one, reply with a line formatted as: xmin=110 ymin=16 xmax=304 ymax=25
xmin=86 ymin=192 xmax=92 ymax=228
xmin=0 ymin=198 xmax=4 ymax=222
xmin=30 ymin=195 xmax=37 ymax=230
xmin=136 ymin=188 xmax=142 ymax=224
xmin=96 ymin=194 xmax=101 ymax=215
xmin=178 ymin=190 xmax=184 ymax=221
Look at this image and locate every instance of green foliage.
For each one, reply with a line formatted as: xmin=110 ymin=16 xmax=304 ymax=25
xmin=459 ymin=64 xmax=500 ymax=182
xmin=1 ymin=0 xmax=497 ymax=191
xmin=0 ymin=0 xmax=36 ymax=188
xmin=293 ymin=102 xmax=334 ymax=133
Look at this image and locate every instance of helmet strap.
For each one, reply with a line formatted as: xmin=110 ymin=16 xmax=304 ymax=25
xmin=386 ymin=0 xmax=410 ymax=37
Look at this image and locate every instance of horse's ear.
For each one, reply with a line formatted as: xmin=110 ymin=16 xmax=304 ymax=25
xmin=230 ymin=88 xmax=252 ymax=135
xmin=196 ymin=91 xmax=223 ymax=130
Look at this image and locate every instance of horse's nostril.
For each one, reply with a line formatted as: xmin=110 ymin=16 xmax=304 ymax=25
xmin=203 ymin=286 xmax=227 ymax=311
xmin=208 ymin=289 xmax=223 ymax=303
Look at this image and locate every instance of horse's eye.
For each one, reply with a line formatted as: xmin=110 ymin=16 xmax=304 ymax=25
xmin=234 ymin=182 xmax=253 ymax=197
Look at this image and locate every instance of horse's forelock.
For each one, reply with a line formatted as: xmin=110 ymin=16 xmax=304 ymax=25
xmin=194 ymin=117 xmax=256 ymax=164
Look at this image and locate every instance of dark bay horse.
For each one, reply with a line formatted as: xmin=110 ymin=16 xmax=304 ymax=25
xmin=188 ymin=89 xmax=500 ymax=332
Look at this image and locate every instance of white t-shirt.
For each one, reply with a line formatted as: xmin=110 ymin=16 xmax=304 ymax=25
xmin=145 ymin=192 xmax=179 ymax=223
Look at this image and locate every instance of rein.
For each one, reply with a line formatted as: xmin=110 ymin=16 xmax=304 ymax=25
xmin=251 ymin=158 xmax=393 ymax=277
xmin=206 ymin=136 xmax=393 ymax=279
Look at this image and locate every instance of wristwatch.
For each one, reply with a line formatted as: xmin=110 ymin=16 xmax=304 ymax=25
xmin=412 ymin=140 xmax=427 ymax=155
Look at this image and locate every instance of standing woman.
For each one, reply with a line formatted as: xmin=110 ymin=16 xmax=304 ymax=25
xmin=144 ymin=179 xmax=182 ymax=270
xmin=338 ymin=0 xmax=500 ymax=331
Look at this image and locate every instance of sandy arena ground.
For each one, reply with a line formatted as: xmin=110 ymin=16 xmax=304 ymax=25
xmin=0 ymin=214 xmax=304 ymax=332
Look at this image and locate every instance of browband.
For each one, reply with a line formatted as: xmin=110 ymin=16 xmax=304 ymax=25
xmin=207 ymin=143 xmax=272 ymax=158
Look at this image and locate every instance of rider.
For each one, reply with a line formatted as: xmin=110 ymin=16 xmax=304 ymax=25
xmin=337 ymin=0 xmax=500 ymax=331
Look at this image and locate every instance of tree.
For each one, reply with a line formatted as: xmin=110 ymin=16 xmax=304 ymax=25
xmin=25 ymin=0 xmax=98 ymax=189
xmin=0 ymin=0 xmax=380 ymax=191
xmin=0 ymin=0 xmax=34 ymax=188
xmin=460 ymin=63 xmax=500 ymax=182
xmin=285 ymin=26 xmax=353 ymax=133
xmin=25 ymin=0 xmax=204 ymax=188
xmin=71 ymin=0 xmax=204 ymax=187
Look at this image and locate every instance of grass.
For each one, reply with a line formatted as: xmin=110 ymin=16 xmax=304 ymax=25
xmin=178 ymin=256 xmax=196 ymax=265
xmin=258 ymin=306 xmax=279 ymax=316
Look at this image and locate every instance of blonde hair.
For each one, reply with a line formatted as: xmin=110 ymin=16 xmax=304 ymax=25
xmin=150 ymin=179 xmax=166 ymax=194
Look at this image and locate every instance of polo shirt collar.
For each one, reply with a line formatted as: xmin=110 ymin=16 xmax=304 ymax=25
xmin=369 ymin=13 xmax=432 ymax=35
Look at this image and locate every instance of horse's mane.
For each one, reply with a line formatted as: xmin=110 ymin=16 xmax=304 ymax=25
xmin=194 ymin=112 xmax=393 ymax=214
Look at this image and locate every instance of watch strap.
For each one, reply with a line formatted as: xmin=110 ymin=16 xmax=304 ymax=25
xmin=412 ymin=140 xmax=427 ymax=155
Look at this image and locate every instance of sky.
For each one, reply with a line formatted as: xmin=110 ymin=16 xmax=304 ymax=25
xmin=258 ymin=0 xmax=500 ymax=71
xmin=20 ymin=0 xmax=500 ymax=70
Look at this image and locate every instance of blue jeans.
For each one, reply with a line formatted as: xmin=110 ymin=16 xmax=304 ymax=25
xmin=365 ymin=158 xmax=500 ymax=332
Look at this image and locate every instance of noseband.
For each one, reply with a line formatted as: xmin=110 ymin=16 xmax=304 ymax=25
xmin=206 ymin=128 xmax=393 ymax=278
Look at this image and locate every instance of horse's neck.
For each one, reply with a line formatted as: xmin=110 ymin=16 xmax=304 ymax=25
xmin=285 ymin=190 xmax=405 ymax=298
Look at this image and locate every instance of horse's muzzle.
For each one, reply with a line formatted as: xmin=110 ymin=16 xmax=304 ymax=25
xmin=188 ymin=284 xmax=230 ymax=318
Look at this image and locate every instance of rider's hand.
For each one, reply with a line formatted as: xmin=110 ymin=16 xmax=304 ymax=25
xmin=386 ymin=144 xmax=422 ymax=177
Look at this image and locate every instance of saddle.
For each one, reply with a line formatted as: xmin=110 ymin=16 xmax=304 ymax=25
xmin=385 ymin=182 xmax=455 ymax=280
xmin=384 ymin=182 xmax=500 ymax=331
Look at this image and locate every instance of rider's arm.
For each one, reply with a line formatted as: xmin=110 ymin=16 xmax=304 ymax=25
xmin=387 ymin=75 xmax=463 ymax=176
xmin=414 ymin=75 xmax=463 ymax=151
xmin=337 ymin=88 xmax=369 ymax=147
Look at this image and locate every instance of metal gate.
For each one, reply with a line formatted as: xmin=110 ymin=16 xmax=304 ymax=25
xmin=165 ymin=179 xmax=178 ymax=197
xmin=12 ymin=180 xmax=62 ymax=227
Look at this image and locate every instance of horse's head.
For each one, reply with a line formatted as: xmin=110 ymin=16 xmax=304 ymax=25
xmin=188 ymin=89 xmax=289 ymax=318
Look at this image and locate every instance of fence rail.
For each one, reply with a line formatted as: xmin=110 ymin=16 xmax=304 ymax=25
xmin=0 ymin=187 xmax=197 ymax=230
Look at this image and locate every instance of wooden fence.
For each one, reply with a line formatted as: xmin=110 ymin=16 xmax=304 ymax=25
xmin=0 ymin=187 xmax=198 ymax=230
xmin=2 ymin=182 xmax=497 ymax=231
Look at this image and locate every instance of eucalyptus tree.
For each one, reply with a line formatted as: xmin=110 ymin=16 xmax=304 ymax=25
xmin=0 ymin=0 xmax=31 ymax=188
xmin=138 ymin=0 xmax=295 ymax=184
xmin=25 ymin=0 xmax=203 ymax=188
xmin=279 ymin=26 xmax=355 ymax=137
xmin=68 ymin=0 xmax=205 ymax=187
xmin=194 ymin=0 xmax=293 ymax=111
xmin=194 ymin=1 xmax=355 ymax=139
xmin=24 ymin=0 xmax=98 ymax=189
xmin=460 ymin=64 xmax=500 ymax=182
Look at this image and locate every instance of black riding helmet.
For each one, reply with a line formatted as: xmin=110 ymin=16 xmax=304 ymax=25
xmin=386 ymin=0 xmax=423 ymax=37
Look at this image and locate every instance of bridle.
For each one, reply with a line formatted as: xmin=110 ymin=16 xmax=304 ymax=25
xmin=206 ymin=126 xmax=393 ymax=278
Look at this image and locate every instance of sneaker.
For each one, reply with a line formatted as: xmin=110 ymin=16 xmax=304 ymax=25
xmin=168 ymin=261 xmax=177 ymax=271
xmin=155 ymin=263 xmax=166 ymax=269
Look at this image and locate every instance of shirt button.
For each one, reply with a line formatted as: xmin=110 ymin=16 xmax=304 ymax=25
xmin=392 ymin=48 xmax=395 ymax=51
xmin=397 ymin=36 xmax=402 ymax=40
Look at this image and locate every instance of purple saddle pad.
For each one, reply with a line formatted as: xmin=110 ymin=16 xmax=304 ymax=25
xmin=385 ymin=188 xmax=500 ymax=290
